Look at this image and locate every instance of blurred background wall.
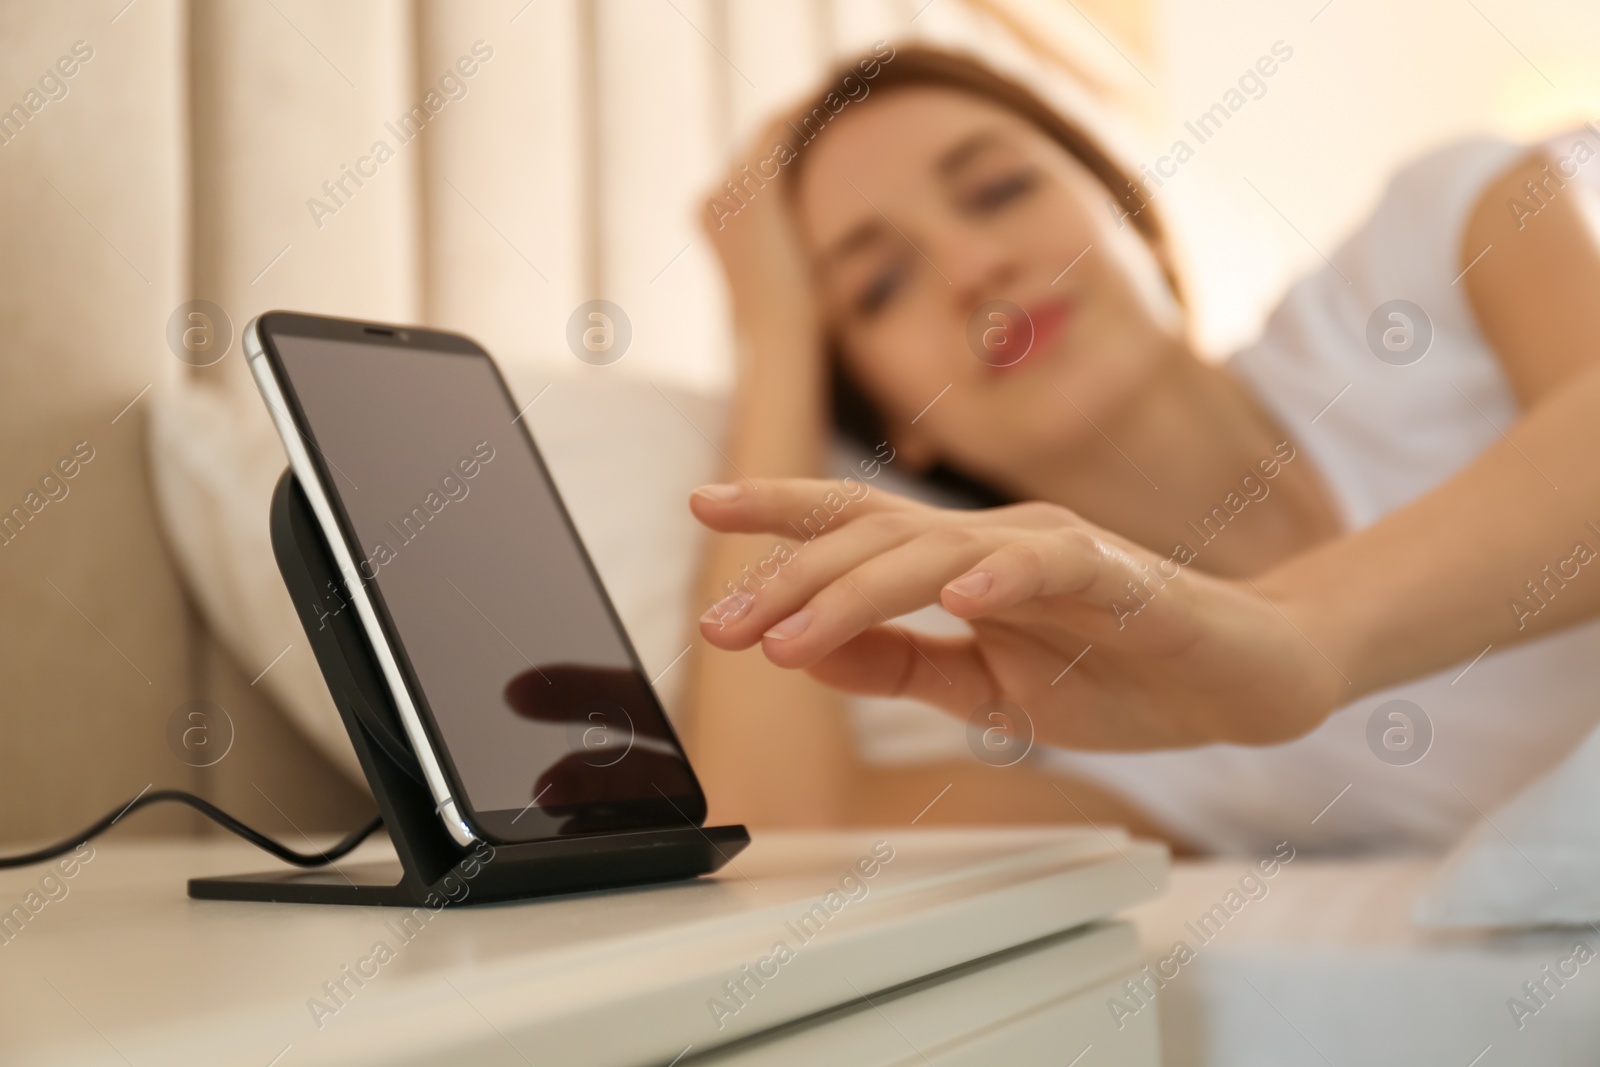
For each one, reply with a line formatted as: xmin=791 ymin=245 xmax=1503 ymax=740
xmin=1 ymin=0 xmax=1597 ymax=844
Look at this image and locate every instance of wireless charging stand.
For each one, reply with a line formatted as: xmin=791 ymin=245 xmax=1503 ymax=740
xmin=189 ymin=470 xmax=749 ymax=907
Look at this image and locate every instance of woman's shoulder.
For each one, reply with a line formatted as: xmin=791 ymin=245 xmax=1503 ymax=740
xmin=1376 ymin=135 xmax=1528 ymax=208
xmin=1337 ymin=134 xmax=1529 ymax=302
xmin=1224 ymin=134 xmax=1535 ymax=530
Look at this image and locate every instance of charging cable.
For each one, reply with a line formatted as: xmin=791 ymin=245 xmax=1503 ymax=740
xmin=0 ymin=790 xmax=383 ymax=870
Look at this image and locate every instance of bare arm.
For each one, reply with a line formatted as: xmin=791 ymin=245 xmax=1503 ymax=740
xmin=678 ymin=343 xmax=863 ymax=827
xmin=1264 ymin=147 xmax=1600 ymax=692
xmin=677 ymin=136 xmax=861 ymax=828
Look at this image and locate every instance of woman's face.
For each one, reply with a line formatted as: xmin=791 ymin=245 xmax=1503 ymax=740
xmin=795 ymin=86 xmax=1184 ymax=484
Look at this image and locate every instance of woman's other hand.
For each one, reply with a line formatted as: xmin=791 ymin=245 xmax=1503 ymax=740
xmin=691 ymin=478 xmax=1348 ymax=751
xmin=701 ymin=119 xmax=820 ymax=356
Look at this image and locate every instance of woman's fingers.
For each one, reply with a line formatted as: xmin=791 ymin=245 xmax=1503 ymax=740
xmin=756 ymin=525 xmax=1022 ymax=668
xmin=689 ymin=477 xmax=915 ymax=536
xmin=697 ymin=505 xmax=941 ymax=644
xmin=694 ymin=486 xmax=1129 ymax=660
xmin=802 ymin=626 xmax=995 ymax=716
xmin=690 ymin=479 xmax=1082 ymax=539
xmin=939 ymin=528 xmax=1160 ymax=621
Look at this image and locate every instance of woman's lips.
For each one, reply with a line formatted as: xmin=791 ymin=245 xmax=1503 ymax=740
xmin=989 ymin=298 xmax=1074 ymax=374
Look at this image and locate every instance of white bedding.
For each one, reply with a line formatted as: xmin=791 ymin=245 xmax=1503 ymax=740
xmin=1128 ymin=858 xmax=1600 ymax=1066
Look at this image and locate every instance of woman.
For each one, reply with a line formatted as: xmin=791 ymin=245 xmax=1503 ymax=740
xmin=678 ymin=46 xmax=1600 ymax=854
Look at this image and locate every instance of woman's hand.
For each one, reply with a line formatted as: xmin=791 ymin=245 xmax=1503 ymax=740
xmin=691 ymin=478 xmax=1349 ymax=752
xmin=701 ymin=119 xmax=819 ymax=354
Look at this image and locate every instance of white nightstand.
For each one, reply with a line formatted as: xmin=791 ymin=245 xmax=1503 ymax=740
xmin=0 ymin=827 xmax=1166 ymax=1065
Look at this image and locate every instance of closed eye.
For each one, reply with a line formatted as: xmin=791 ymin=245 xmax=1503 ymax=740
xmin=964 ymin=169 xmax=1039 ymax=213
xmin=855 ymin=261 xmax=910 ymax=318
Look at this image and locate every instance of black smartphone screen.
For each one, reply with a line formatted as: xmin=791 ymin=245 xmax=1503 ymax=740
xmin=264 ymin=319 xmax=704 ymax=842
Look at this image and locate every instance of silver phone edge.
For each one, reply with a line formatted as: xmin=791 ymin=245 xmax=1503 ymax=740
xmin=242 ymin=317 xmax=478 ymax=848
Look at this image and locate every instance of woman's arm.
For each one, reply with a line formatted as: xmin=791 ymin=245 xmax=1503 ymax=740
xmin=1264 ymin=145 xmax=1600 ymax=691
xmin=678 ymin=335 xmax=864 ymax=827
xmin=678 ymin=137 xmax=863 ymax=828
xmin=688 ymin=146 xmax=1600 ymax=750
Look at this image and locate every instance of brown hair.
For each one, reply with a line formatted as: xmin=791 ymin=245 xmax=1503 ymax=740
xmin=779 ymin=45 xmax=1182 ymax=504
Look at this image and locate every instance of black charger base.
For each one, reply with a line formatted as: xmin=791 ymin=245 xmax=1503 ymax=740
xmin=189 ymin=824 xmax=752 ymax=907
xmin=188 ymin=470 xmax=748 ymax=908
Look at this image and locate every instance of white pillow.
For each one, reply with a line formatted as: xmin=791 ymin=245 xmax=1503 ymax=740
xmin=150 ymin=380 xmax=361 ymax=781
xmin=1414 ymin=719 xmax=1600 ymax=928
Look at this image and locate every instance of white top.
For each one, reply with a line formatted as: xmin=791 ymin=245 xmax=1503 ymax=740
xmin=852 ymin=131 xmax=1600 ymax=854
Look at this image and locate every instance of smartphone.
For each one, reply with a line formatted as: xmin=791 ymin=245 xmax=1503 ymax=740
xmin=244 ymin=311 xmax=707 ymax=847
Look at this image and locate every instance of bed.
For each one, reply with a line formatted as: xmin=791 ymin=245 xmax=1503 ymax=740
xmin=1130 ymin=858 xmax=1600 ymax=1065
